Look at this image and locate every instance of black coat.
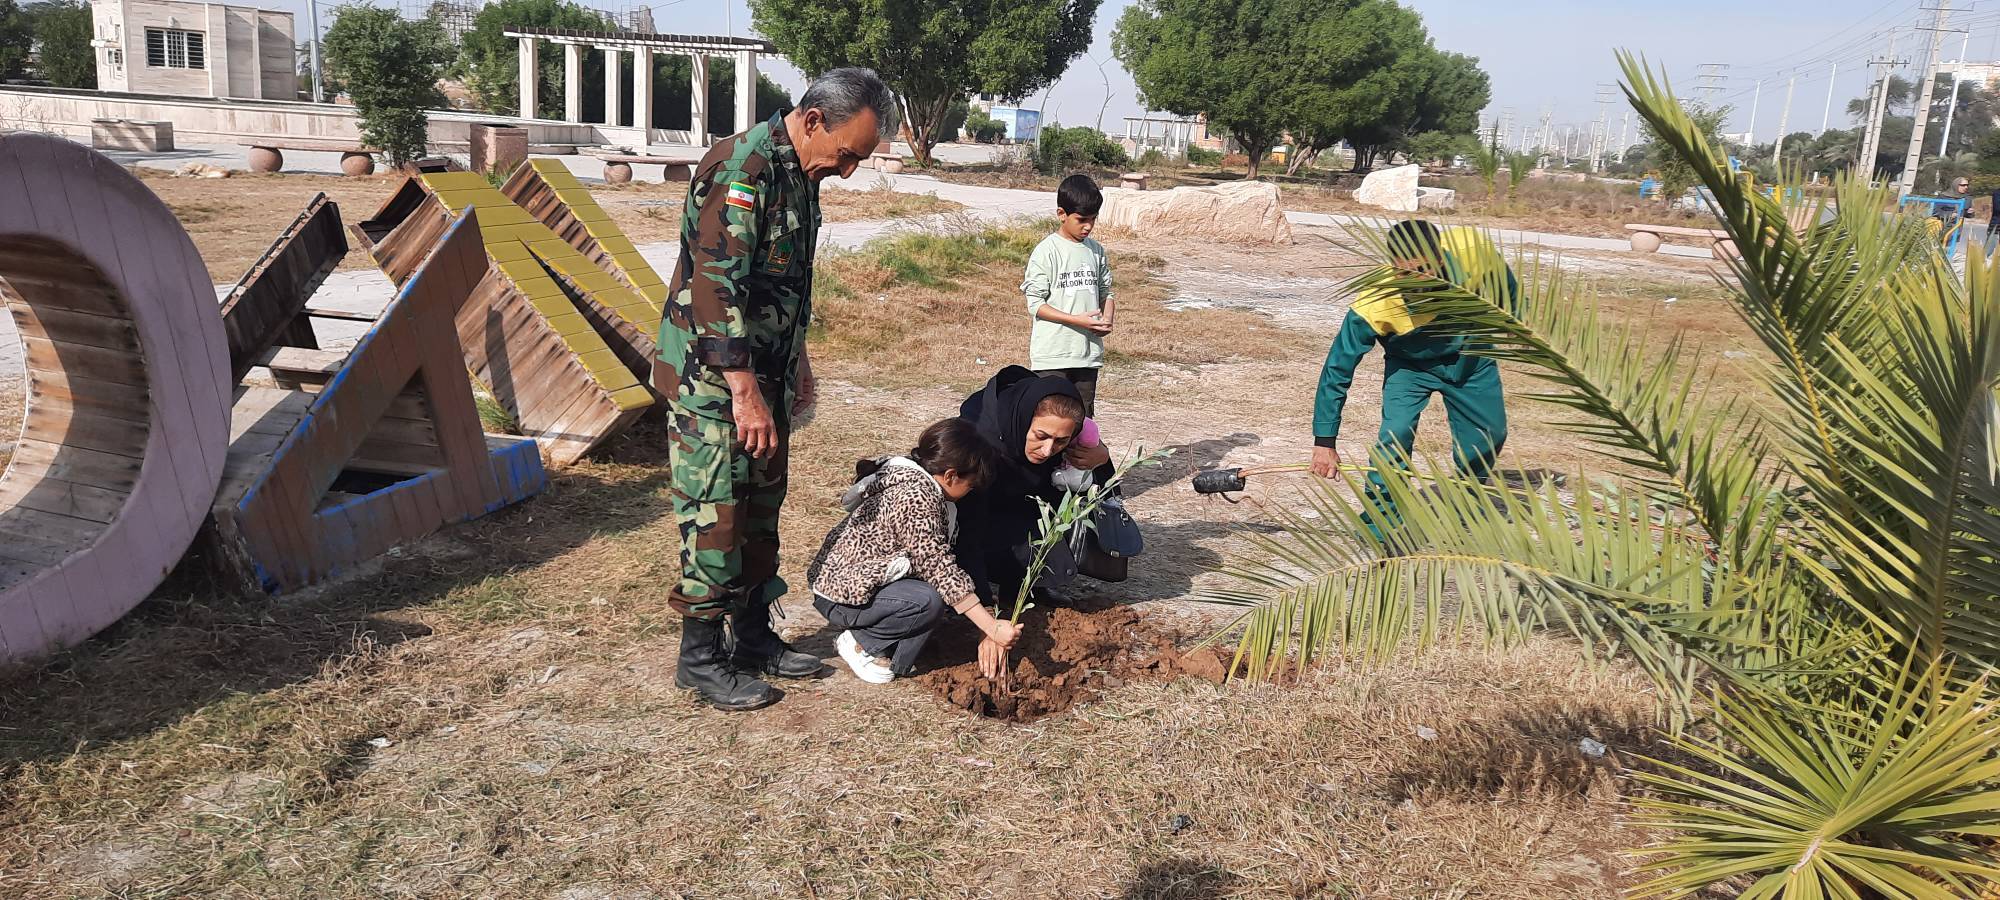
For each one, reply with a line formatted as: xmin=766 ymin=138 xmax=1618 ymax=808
xmin=953 ymin=366 xmax=1082 ymax=603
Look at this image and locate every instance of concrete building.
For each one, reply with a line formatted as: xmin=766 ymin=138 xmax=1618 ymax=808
xmin=90 ymin=0 xmax=295 ymax=100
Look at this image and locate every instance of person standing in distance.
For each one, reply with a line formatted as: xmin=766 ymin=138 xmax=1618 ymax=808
xmin=657 ymin=67 xmax=897 ymax=711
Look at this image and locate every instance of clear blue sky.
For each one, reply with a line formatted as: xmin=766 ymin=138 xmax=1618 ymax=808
xmin=284 ymin=0 xmax=2000 ymax=142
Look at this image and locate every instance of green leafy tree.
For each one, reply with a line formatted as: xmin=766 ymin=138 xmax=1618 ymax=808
xmin=1641 ymin=101 xmax=1728 ymax=201
xmin=1036 ymin=124 xmax=1127 ymax=174
xmin=27 ymin=0 xmax=91 ymax=88
xmin=1405 ymin=130 xmax=1472 ymax=166
xmin=322 ymin=5 xmax=452 ymax=165
xmin=458 ymin=0 xmax=611 ymax=116
xmin=1470 ymin=136 xmax=1500 ymax=198
xmin=750 ymin=0 xmax=1100 ymax=166
xmin=0 ymin=0 xmax=30 ymax=80
xmin=1207 ymin=55 xmax=2000 ymax=897
xmin=1343 ymin=49 xmax=1490 ymax=170
xmin=1271 ymin=0 xmax=1427 ymax=176
xmin=1113 ymin=0 xmax=1294 ymax=177
xmin=964 ymin=107 xmax=1005 ymax=143
xmin=644 ymin=55 xmax=790 ymax=135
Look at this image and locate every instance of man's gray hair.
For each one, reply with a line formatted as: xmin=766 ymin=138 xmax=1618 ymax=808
xmin=798 ymin=67 xmax=899 ymax=140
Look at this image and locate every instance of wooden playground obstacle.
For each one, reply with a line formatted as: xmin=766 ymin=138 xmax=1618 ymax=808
xmin=217 ymin=192 xmax=349 ymax=379
xmin=0 ymin=132 xmax=233 ymax=663
xmin=351 ymin=172 xmax=657 ymax=465
xmin=500 ymin=159 xmax=665 ymax=385
xmin=206 ymin=205 xmax=546 ymax=594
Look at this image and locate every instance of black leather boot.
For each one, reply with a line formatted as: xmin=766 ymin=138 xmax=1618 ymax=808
xmin=675 ymin=616 xmax=777 ymax=711
xmin=731 ymin=600 xmax=826 ymax=679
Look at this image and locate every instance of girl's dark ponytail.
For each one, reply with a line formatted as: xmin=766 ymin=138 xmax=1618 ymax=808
xmin=911 ymin=419 xmax=1001 ymax=489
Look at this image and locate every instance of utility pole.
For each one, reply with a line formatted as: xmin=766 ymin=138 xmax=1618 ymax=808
xmin=1937 ymin=30 xmax=1973 ymax=183
xmin=1899 ymin=2 xmax=1952 ymax=197
xmin=1820 ymin=61 xmax=1837 ymax=134
xmin=1861 ymin=31 xmax=1905 ymax=181
xmin=1748 ymin=79 xmax=1763 ymax=144
xmin=308 ymin=0 xmax=323 ymax=103
xmin=1773 ymin=75 xmax=1798 ymax=171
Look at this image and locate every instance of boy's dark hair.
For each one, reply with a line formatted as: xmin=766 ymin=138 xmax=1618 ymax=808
xmin=1057 ymin=173 xmax=1103 ymax=217
xmin=1386 ymin=218 xmax=1443 ymax=262
xmin=910 ymin=418 xmax=1003 ymax=489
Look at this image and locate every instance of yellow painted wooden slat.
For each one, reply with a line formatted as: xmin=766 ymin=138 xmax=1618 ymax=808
xmin=485 ymin=240 xmax=533 ymax=262
xmin=609 ymin=385 xmax=654 ymax=410
xmin=528 ymin=294 xmax=575 ymax=317
xmin=421 ymin=171 xmax=490 ymax=191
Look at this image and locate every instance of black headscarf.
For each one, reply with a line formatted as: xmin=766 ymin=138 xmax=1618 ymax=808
xmin=959 ymin=365 xmax=1082 ymax=483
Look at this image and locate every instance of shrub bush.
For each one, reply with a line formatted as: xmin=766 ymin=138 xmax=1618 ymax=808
xmin=964 ymin=109 xmax=1006 ymax=143
xmin=1036 ymin=125 xmax=1129 ymax=174
xmin=1185 ymin=145 xmax=1222 ymax=166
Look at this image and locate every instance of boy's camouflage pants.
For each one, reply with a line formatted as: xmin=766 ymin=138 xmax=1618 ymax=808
xmin=666 ymin=402 xmax=789 ymax=620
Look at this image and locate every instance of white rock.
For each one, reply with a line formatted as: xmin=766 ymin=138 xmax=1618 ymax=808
xmin=1354 ymin=164 xmax=1423 ymax=212
xmin=1098 ymin=179 xmax=1294 ymax=244
xmin=1416 ymin=186 xmax=1456 ymax=210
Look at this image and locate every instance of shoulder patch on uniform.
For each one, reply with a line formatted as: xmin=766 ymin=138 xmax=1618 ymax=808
xmin=725 ymin=181 xmax=757 ymax=210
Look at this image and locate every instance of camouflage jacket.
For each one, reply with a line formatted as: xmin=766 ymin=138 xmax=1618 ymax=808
xmin=656 ymin=111 xmax=821 ymax=415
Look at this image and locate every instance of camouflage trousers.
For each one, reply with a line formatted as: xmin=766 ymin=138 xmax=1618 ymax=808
xmin=665 ymin=402 xmax=790 ymax=620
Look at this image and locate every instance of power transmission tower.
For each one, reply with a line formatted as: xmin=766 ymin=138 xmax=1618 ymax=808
xmin=1618 ymin=108 xmax=1633 ymax=162
xmin=1539 ymin=107 xmax=1553 ymax=155
xmin=1898 ymin=2 xmax=1954 ymax=197
xmin=1591 ymin=83 xmax=1614 ymax=172
xmin=1695 ymin=63 xmax=1730 ymax=105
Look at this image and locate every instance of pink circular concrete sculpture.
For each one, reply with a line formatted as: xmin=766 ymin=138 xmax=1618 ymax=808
xmin=340 ymin=151 xmax=376 ymax=176
xmin=603 ymin=161 xmax=634 ymax=185
xmin=248 ymin=146 xmax=283 ymax=173
xmin=0 ymin=133 xmax=231 ymax=663
xmin=1628 ymin=231 xmax=1663 ymax=253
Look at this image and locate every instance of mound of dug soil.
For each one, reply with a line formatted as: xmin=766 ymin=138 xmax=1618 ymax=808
xmin=916 ymin=603 xmax=1229 ymax=723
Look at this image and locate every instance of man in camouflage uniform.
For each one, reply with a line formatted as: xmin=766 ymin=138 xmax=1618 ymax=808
xmin=657 ymin=67 xmax=898 ymax=711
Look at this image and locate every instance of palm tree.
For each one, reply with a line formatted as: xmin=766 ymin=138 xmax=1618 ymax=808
xmin=1204 ymin=53 xmax=2000 ymax=897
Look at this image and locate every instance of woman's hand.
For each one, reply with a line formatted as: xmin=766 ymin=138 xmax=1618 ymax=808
xmin=978 ymin=637 xmax=1011 ymax=682
xmin=987 ymin=620 xmax=1020 ymax=650
xmin=1065 ymin=441 xmax=1112 ymax=471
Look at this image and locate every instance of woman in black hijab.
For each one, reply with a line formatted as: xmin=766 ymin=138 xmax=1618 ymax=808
xmin=954 ymin=366 xmax=1111 ymax=605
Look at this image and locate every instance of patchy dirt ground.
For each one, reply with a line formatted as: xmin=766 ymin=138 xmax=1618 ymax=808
xmin=0 ymin=203 xmax=1753 ymax=896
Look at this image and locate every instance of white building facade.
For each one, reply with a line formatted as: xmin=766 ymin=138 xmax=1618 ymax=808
xmin=90 ymin=0 xmax=295 ymax=99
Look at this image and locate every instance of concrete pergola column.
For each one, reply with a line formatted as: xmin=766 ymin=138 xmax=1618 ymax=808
xmin=734 ymin=50 xmax=757 ymax=134
xmin=517 ymin=36 xmax=538 ymax=119
xmin=604 ymin=47 xmax=623 ymax=127
xmin=563 ymin=43 xmax=582 ymax=122
xmin=690 ymin=54 xmax=709 ymax=146
xmin=633 ymin=48 xmax=653 ymax=138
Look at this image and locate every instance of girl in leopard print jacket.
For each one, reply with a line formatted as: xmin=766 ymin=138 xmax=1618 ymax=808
xmin=807 ymin=419 xmax=1023 ymax=684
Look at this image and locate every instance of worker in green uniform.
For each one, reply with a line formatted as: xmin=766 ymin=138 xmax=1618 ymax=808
xmin=1310 ymin=219 xmax=1513 ymax=514
xmin=657 ymin=67 xmax=897 ymax=711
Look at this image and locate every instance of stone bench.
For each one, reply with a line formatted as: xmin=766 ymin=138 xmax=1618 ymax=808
xmin=590 ymin=153 xmax=701 ymax=185
xmin=91 ymin=118 xmax=174 ymax=152
xmin=245 ymin=140 xmax=379 ymax=176
xmin=1119 ymin=172 xmax=1148 ymax=190
xmin=1625 ymin=223 xmax=1735 ymax=259
xmin=871 ymin=152 xmax=905 ymax=174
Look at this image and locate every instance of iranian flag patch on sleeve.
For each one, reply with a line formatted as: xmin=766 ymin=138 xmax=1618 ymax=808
xmin=724 ymin=180 xmax=757 ymax=210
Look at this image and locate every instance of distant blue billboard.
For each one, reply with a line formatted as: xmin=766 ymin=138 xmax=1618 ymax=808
xmin=990 ymin=106 xmax=1042 ymax=143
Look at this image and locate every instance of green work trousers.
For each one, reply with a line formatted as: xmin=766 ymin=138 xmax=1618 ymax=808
xmin=1370 ymin=354 xmax=1508 ymax=495
xmin=665 ymin=401 xmax=790 ymax=620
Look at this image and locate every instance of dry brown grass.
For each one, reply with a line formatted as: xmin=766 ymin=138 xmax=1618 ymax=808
xmin=1280 ymin=176 xmax=1722 ymax=243
xmin=0 ymin=220 xmax=1758 ymax=897
xmin=130 ymin=168 xmax=406 ymax=281
xmin=573 ymin=177 xmax=968 ymax=246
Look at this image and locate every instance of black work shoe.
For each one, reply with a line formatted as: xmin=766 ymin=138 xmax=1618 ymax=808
xmin=731 ymin=601 xmax=827 ymax=679
xmin=675 ymin=616 xmax=778 ymax=711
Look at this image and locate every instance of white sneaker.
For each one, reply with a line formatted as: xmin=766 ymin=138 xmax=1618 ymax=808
xmin=836 ymin=631 xmax=895 ymax=684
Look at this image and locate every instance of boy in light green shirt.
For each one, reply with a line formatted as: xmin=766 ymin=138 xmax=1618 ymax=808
xmin=1021 ymin=174 xmax=1114 ymax=415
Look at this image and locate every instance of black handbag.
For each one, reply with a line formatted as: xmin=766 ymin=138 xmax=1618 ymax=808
xmin=1075 ymin=493 xmax=1143 ymax=582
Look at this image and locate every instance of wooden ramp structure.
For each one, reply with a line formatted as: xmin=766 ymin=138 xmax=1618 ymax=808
xmin=352 ymin=173 xmax=657 ymax=465
xmin=206 ymin=204 xmax=546 ymax=594
xmin=0 ymin=132 xmax=232 ymax=663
